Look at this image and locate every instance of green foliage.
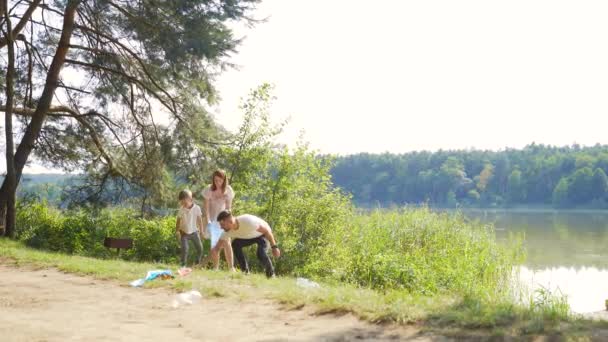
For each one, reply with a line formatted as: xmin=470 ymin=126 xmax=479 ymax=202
xmin=552 ymin=178 xmax=569 ymax=208
xmin=592 ymin=168 xmax=608 ymax=200
xmin=507 ymin=169 xmax=526 ymax=204
xmin=14 ymin=200 xmax=180 ymax=264
xmin=331 ymin=144 xmax=608 ymax=208
xmin=217 ymin=84 xmax=353 ymax=275
xmin=14 ymin=200 xmax=523 ymax=302
xmin=567 ymin=167 xmax=594 ymax=203
xmin=306 ymin=208 xmax=523 ymax=297
xmin=1 ymin=0 xmax=260 ymax=213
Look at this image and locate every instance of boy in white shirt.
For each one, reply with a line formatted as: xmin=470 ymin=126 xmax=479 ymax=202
xmin=176 ymin=190 xmax=204 ymax=267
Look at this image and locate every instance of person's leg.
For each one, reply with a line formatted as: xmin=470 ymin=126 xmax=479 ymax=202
xmin=199 ymin=253 xmax=212 ymax=268
xmin=255 ymin=237 xmax=275 ymax=278
xmin=211 ymin=239 xmax=229 ymax=270
xmin=192 ymin=232 xmax=203 ymax=264
xmin=180 ymin=234 xmax=189 ymax=267
xmin=210 ymin=247 xmax=220 ymax=269
xmin=224 ymin=238 xmax=234 ymax=270
xmin=231 ymin=238 xmax=257 ymax=273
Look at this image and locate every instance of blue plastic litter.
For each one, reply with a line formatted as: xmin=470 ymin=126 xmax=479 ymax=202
xmin=129 ymin=269 xmax=173 ymax=287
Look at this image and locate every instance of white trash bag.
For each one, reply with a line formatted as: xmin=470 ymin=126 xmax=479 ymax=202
xmin=171 ymin=290 xmax=202 ymax=308
xmin=296 ymin=277 xmax=320 ymax=289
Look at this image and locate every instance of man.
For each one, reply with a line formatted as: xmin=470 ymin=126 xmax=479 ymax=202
xmin=213 ymin=210 xmax=281 ymax=278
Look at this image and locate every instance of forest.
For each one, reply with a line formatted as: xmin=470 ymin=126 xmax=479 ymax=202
xmin=331 ymin=144 xmax=608 ymax=209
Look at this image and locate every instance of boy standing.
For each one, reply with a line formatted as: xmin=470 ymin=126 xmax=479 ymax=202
xmin=176 ymin=190 xmax=204 ymax=267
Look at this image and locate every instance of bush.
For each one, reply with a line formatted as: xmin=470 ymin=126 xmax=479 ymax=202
xmin=15 ymin=201 xmax=182 ymax=264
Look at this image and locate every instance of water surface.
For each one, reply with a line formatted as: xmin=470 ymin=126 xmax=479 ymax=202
xmin=462 ymin=209 xmax=608 ymax=313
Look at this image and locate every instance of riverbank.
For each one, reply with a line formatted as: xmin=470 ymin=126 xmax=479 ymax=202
xmin=2 ymin=240 xmax=608 ymax=340
xmin=356 ymin=205 xmax=608 ymax=215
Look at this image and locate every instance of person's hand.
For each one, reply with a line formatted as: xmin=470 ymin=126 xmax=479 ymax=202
xmin=272 ymin=247 xmax=281 ymax=258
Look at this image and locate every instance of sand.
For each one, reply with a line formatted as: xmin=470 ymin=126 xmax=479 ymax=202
xmin=0 ymin=265 xmax=438 ymax=342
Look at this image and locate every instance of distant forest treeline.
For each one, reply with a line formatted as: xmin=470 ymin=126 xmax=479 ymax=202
xmin=330 ymin=144 xmax=608 ymax=209
xmin=13 ymin=144 xmax=608 ymax=209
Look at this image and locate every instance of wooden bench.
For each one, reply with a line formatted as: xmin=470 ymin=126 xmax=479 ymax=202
xmin=103 ymin=237 xmax=133 ymax=256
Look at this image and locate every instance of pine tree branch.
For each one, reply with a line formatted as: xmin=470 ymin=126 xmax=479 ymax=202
xmin=64 ymin=58 xmax=181 ymax=119
xmin=0 ymin=0 xmax=41 ymax=48
xmin=0 ymin=105 xmax=125 ymax=178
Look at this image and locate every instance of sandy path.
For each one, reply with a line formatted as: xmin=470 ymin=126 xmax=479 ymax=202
xmin=0 ymin=265 xmax=435 ymax=342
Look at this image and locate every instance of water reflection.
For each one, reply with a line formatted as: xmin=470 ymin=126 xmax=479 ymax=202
xmin=460 ymin=209 xmax=608 ymax=313
xmin=462 ymin=209 xmax=608 ymax=269
xmin=517 ymin=266 xmax=608 ymax=313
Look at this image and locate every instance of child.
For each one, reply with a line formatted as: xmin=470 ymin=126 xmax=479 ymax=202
xmin=176 ymin=189 xmax=204 ymax=267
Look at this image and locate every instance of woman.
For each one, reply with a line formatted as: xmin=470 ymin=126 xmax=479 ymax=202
xmin=201 ymin=169 xmax=235 ymax=270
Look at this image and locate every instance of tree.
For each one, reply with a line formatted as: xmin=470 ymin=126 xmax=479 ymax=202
xmin=445 ymin=191 xmax=457 ymax=208
xmin=467 ymin=189 xmax=480 ymax=203
xmin=436 ymin=157 xmax=468 ymax=202
xmin=0 ymin=0 xmax=259 ymax=236
xmin=568 ymin=167 xmax=594 ymax=204
xmin=552 ymin=177 xmax=569 ymax=208
xmin=329 ymin=144 xmax=608 ymax=209
xmin=476 ymin=163 xmax=493 ymax=193
xmin=591 ymin=168 xmax=608 ymax=200
xmin=217 ymin=85 xmax=352 ymax=274
xmin=506 ymin=168 xmax=526 ymax=204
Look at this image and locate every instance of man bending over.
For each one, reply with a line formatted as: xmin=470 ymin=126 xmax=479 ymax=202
xmin=213 ymin=210 xmax=280 ymax=278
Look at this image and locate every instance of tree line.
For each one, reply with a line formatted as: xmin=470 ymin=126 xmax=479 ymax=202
xmin=330 ymin=144 xmax=608 ymax=209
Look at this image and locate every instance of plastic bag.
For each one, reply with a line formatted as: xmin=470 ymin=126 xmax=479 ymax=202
xmin=129 ymin=269 xmax=174 ymax=287
xmin=296 ymin=277 xmax=320 ymax=289
xmin=207 ymin=222 xmax=222 ymax=248
xmin=171 ymin=290 xmax=202 ymax=308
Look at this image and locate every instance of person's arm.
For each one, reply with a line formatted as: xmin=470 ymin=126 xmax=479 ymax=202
xmin=196 ymin=215 xmax=204 ymax=237
xmin=225 ymin=186 xmax=234 ymax=211
xmin=204 ymin=196 xmax=211 ymax=224
xmin=256 ymin=225 xmax=281 ymax=258
xmin=175 ymin=217 xmax=182 ymax=243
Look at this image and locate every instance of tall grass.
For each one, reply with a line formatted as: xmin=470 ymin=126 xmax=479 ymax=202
xmin=305 ymin=208 xmax=524 ymax=297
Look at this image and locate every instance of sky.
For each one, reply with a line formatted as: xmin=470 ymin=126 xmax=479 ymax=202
xmin=211 ymin=0 xmax=608 ymax=155
xmin=6 ymin=0 xmax=608 ymax=173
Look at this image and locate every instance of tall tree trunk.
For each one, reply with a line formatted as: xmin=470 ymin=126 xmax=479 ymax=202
xmin=0 ymin=0 xmax=81 ymax=234
xmin=2 ymin=0 xmax=16 ymax=237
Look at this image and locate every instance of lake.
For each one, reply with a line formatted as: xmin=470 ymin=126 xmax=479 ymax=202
xmin=461 ymin=209 xmax=608 ymax=313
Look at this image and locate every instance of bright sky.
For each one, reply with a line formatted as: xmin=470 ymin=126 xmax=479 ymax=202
xmin=212 ymin=0 xmax=608 ymax=155
xmin=7 ymin=0 xmax=608 ymax=174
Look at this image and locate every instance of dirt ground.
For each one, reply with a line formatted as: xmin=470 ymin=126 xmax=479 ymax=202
xmin=0 ymin=264 xmax=443 ymax=342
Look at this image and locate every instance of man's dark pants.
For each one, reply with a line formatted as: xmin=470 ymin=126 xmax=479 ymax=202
xmin=231 ymin=236 xmax=275 ymax=277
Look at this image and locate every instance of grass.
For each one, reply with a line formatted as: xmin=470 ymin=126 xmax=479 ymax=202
xmin=2 ymin=239 xmax=608 ymax=339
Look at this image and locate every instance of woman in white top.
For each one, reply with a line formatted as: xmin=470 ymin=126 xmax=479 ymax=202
xmin=202 ymin=169 xmax=235 ymax=270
